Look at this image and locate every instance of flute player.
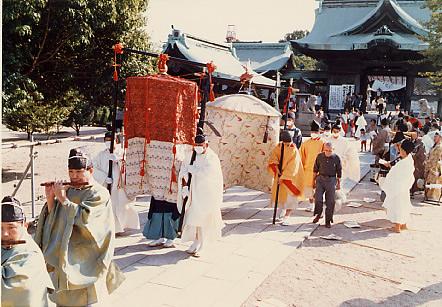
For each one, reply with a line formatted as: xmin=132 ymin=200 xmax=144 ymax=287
xmin=34 ymin=148 xmax=124 ymax=306
xmin=2 ymin=196 xmax=53 ymax=306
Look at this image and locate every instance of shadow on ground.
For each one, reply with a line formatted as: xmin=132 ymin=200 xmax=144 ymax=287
xmin=339 ymin=281 xmax=442 ymax=306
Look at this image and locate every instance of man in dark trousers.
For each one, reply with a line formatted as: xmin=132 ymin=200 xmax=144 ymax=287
xmin=312 ymin=141 xmax=342 ymax=228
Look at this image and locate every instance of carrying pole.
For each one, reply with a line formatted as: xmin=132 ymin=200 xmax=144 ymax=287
xmin=30 ymin=135 xmax=36 ymax=218
xmin=108 ymin=45 xmax=123 ymax=194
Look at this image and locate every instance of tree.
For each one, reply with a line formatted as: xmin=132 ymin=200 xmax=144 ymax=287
xmin=279 ymin=30 xmax=310 ymax=42
xmin=279 ymin=29 xmax=320 ymax=70
xmin=423 ymin=0 xmax=442 ymax=88
xmin=62 ymin=89 xmax=94 ymax=136
xmin=2 ymin=0 xmax=153 ymax=138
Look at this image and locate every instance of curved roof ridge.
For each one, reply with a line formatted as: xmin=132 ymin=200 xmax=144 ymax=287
xmin=330 ymin=0 xmax=428 ymax=37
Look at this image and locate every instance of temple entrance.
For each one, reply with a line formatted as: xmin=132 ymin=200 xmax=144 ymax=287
xmin=366 ymin=75 xmax=407 ymax=111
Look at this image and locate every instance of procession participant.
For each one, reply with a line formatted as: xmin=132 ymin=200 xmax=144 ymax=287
xmin=286 ymin=118 xmax=303 ymax=149
xmin=92 ymin=132 xmax=140 ymax=234
xmin=424 ymin=131 xmax=442 ymax=201
xmin=300 ymin=120 xmax=325 ymax=212
xmin=2 ymin=196 xmax=53 ymax=307
xmin=35 ymin=148 xmax=124 ymax=306
xmin=410 ymin=131 xmax=426 ymax=195
xmin=354 ymin=111 xmax=367 ymax=139
xmin=268 ymin=130 xmax=305 ymax=226
xmin=178 ymin=134 xmax=224 ymax=257
xmin=312 ymin=142 xmax=342 ymax=228
xmin=341 ymin=110 xmax=350 ymax=137
xmin=390 ymin=129 xmax=406 ymax=161
xmin=321 ymin=124 xmax=331 ymax=140
xmin=329 ymin=123 xmax=360 ymax=184
xmin=380 ymin=139 xmax=415 ymax=233
xmin=372 ymin=118 xmax=390 ymax=164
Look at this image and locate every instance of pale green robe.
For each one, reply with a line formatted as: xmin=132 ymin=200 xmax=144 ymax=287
xmin=2 ymin=232 xmax=53 ymax=307
xmin=34 ymin=183 xmax=125 ymax=306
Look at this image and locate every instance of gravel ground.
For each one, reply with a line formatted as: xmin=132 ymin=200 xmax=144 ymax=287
xmin=2 ymin=125 xmax=107 ymax=217
xmin=243 ymin=174 xmax=442 ymax=307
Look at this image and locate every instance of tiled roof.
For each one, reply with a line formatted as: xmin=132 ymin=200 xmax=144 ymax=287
xmin=232 ymin=42 xmax=292 ymax=72
xmin=294 ymin=0 xmax=430 ymax=51
xmin=163 ymin=30 xmax=275 ymax=86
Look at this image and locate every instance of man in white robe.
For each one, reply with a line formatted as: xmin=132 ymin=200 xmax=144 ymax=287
xmin=380 ymin=139 xmax=415 ymax=233
xmin=93 ymin=132 xmax=140 ymax=234
xmin=178 ymin=134 xmax=224 ymax=257
xmin=329 ymin=123 xmax=361 ymax=184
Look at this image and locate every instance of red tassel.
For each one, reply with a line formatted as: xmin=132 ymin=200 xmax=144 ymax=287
xmin=113 ymin=69 xmax=118 ymax=81
xmin=157 ymin=54 xmax=169 ymax=73
xmin=113 ymin=43 xmax=124 ymax=55
xmin=169 ymin=143 xmax=177 ymax=193
xmin=140 ymin=162 xmax=145 ymax=177
xmin=209 ymin=83 xmax=215 ymax=102
xmin=206 ymin=62 xmax=216 ymax=102
xmin=283 ymin=87 xmax=293 ymax=113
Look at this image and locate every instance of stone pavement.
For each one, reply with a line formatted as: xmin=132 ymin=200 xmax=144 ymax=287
xmin=108 ymin=140 xmax=371 ymax=307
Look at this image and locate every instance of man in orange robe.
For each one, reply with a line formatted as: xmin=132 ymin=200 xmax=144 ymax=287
xmin=300 ymin=120 xmax=325 ymax=212
xmin=268 ymin=130 xmax=305 ymax=226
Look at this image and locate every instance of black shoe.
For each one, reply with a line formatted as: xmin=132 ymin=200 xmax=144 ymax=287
xmin=325 ymin=222 xmax=331 ymax=228
xmin=312 ymin=214 xmax=321 ymax=223
xmin=370 ymin=178 xmax=377 ymax=183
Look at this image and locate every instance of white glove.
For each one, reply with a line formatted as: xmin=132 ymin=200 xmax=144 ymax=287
xmin=181 ymin=164 xmax=189 ymax=175
xmin=109 ymin=153 xmax=118 ymax=162
xmin=187 ymin=165 xmax=197 ymax=174
xmin=182 ymin=186 xmax=189 ymax=198
xmin=105 ymin=177 xmax=113 ymax=184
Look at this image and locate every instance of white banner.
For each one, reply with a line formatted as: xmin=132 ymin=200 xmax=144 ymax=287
xmin=370 ymin=79 xmax=405 ymax=92
xmin=329 ymin=85 xmax=343 ymax=110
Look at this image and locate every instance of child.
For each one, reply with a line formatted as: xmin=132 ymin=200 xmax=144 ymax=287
xmin=360 ymin=128 xmax=368 ymax=152
xmin=367 ymin=119 xmax=377 ymax=151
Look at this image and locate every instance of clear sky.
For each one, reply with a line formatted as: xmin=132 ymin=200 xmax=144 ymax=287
xmin=146 ymin=0 xmax=317 ymax=49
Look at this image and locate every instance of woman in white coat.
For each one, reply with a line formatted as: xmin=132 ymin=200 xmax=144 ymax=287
xmin=380 ymin=139 xmax=415 ymax=233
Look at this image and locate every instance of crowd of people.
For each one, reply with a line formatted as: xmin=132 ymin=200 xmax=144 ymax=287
xmin=2 ymin=110 xmax=441 ymax=305
xmin=370 ymin=111 xmax=442 ymax=211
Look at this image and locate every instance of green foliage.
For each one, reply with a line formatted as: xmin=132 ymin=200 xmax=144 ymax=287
xmin=93 ymin=106 xmax=111 ymax=127
xmin=423 ymin=0 xmax=442 ymax=88
xmin=279 ymin=30 xmax=310 ymax=42
xmin=62 ymin=89 xmax=94 ymax=136
xmin=2 ymin=0 xmax=153 ymax=136
xmin=279 ymin=29 xmax=320 ymax=70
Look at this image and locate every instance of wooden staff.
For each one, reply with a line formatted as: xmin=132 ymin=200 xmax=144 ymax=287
xmin=320 ymin=236 xmax=414 ymax=258
xmin=314 ymin=259 xmax=402 ymax=285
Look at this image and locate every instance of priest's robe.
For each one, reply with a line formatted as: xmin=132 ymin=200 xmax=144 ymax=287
xmin=268 ymin=143 xmax=305 ymax=207
xmin=300 ymin=137 xmax=325 ymax=189
xmin=2 ymin=232 xmax=53 ymax=307
xmin=177 ymin=147 xmax=224 ymax=244
xmin=93 ymin=147 xmax=140 ymax=232
xmin=381 ymin=154 xmax=415 ymax=224
xmin=425 ymin=143 xmax=442 ymax=200
xmin=34 ymin=184 xmax=125 ymax=306
xmin=354 ymin=115 xmax=367 ymax=138
xmin=329 ymin=136 xmax=360 ymax=183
